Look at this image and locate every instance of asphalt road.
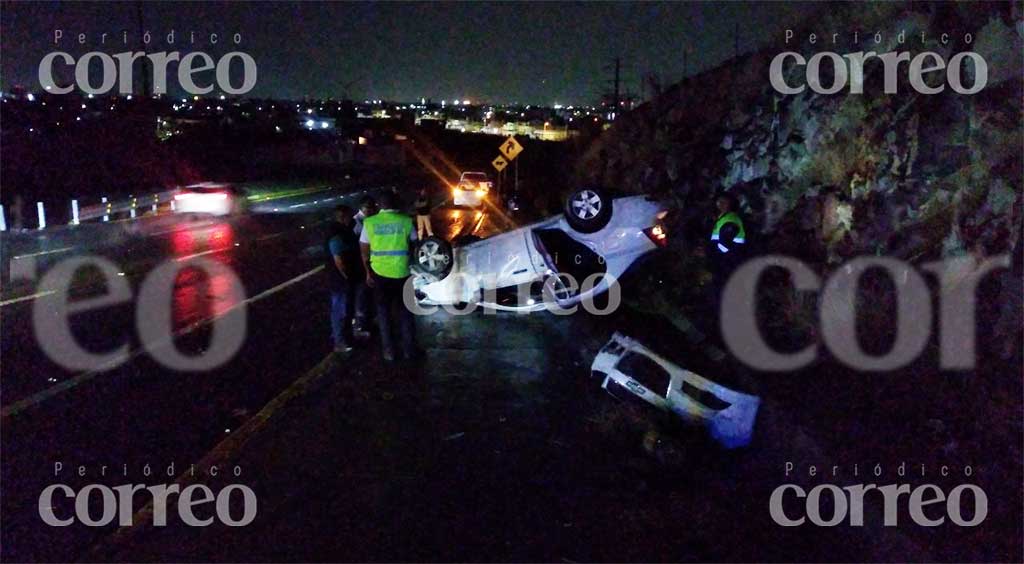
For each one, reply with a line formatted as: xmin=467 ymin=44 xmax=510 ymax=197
xmin=0 ymin=183 xmax=534 ymax=561
xmin=0 ymin=185 xmax=404 ymax=561
xmin=4 ymin=189 xmax=1017 ymax=562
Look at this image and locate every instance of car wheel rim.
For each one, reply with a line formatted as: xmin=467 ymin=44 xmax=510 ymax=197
xmin=418 ymin=241 xmax=448 ymax=271
xmin=572 ymin=190 xmax=602 ymax=220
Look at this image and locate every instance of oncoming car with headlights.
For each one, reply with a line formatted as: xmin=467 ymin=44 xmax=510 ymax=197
xmin=412 ymin=188 xmax=668 ymax=312
xmin=452 ymin=171 xmax=492 ymax=208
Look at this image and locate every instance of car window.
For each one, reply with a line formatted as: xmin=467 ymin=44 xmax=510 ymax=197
xmin=532 ymin=229 xmax=607 ymax=288
xmin=679 ymin=380 xmax=731 ymax=410
xmin=617 ymin=351 xmax=671 ymax=397
xmin=462 ymin=173 xmax=488 ymax=182
xmin=186 ymin=186 xmax=228 ymax=194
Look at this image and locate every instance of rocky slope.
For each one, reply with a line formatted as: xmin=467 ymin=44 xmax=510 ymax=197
xmin=578 ymin=8 xmax=1022 ymax=560
xmin=580 ymin=2 xmax=1022 ymax=266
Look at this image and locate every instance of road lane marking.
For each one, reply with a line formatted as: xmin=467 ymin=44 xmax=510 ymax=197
xmin=0 ymin=265 xmax=325 ymax=419
xmin=255 ymin=231 xmax=289 ymax=242
xmin=89 ymin=348 xmax=339 ymax=558
xmin=11 ymin=246 xmax=75 ymax=260
xmin=472 ymin=210 xmax=486 ymax=234
xmin=0 ymin=290 xmax=57 ymax=307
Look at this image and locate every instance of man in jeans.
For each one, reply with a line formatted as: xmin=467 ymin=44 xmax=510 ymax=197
xmin=359 ymin=192 xmax=417 ymax=362
xmin=326 ymin=205 xmax=363 ymax=354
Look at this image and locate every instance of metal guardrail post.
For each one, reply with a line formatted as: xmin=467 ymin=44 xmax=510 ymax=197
xmin=102 ymin=197 xmax=110 ymax=222
xmin=130 ymin=196 xmax=137 ymax=219
xmin=71 ymin=199 xmax=80 ymax=225
xmin=36 ymin=201 xmax=46 ymax=230
xmin=152 ymin=194 xmax=159 ymax=213
xmin=0 ymin=204 xmax=6 ymax=232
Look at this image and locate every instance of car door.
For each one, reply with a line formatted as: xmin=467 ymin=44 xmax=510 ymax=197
xmin=461 ymin=229 xmax=544 ymax=294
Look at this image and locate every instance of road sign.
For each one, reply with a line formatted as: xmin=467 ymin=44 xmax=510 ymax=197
xmin=499 ymin=135 xmax=523 ymax=161
xmin=492 ymin=155 xmax=509 ymax=172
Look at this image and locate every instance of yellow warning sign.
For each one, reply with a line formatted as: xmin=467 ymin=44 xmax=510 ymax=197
xmin=492 ymin=155 xmax=509 ymax=172
xmin=499 ymin=136 xmax=523 ymax=161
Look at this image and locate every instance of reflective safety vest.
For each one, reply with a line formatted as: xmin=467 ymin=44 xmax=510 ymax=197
xmin=710 ymin=211 xmax=746 ymax=254
xmin=364 ymin=210 xmax=413 ymax=278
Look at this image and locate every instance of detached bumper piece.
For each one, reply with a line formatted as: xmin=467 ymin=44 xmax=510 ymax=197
xmin=591 ymin=332 xmax=760 ymax=449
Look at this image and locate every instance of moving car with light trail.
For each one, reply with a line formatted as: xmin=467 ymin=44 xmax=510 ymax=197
xmin=413 ymin=188 xmax=668 ymax=312
xmin=452 ymin=171 xmax=492 ymax=208
xmin=173 ymin=183 xmax=248 ymax=216
xmin=592 ymin=333 xmax=760 ymax=449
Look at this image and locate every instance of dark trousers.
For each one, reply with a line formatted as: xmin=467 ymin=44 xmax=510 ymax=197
xmin=353 ymin=281 xmax=370 ymax=329
xmin=709 ymin=252 xmax=741 ymax=313
xmin=330 ymin=284 xmax=354 ymax=347
xmin=372 ymin=275 xmax=415 ymax=357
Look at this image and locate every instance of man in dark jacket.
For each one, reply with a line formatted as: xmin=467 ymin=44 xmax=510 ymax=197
xmin=326 ymin=205 xmax=365 ymax=354
xmin=414 ymin=187 xmax=433 ymax=239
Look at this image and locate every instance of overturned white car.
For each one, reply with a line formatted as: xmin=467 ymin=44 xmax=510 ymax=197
xmin=592 ymin=333 xmax=761 ymax=449
xmin=412 ymin=188 xmax=668 ymax=312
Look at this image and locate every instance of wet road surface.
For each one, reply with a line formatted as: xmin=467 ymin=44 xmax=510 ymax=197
xmin=1 ymin=186 xmax=393 ymax=561
xmin=0 ymin=188 xmax=532 ymax=561
xmin=5 ymin=191 xmax=999 ymax=562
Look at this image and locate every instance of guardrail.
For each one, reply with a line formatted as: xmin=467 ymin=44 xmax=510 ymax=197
xmin=0 ymin=190 xmax=179 ymax=232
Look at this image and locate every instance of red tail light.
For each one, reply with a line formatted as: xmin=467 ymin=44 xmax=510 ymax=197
xmin=644 ymin=224 xmax=668 ymax=247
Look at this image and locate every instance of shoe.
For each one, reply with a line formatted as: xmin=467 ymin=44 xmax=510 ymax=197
xmin=334 ymin=344 xmax=354 ymax=355
xmin=352 ymin=319 xmax=371 ymax=340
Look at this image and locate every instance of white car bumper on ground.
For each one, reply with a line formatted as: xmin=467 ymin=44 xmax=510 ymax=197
xmin=592 ymin=332 xmax=760 ymax=448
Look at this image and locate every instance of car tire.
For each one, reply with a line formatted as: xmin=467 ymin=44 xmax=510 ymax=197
xmin=412 ymin=236 xmax=454 ymax=279
xmin=564 ymin=187 xmax=613 ymax=233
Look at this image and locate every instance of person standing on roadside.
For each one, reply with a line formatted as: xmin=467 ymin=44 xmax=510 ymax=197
xmin=353 ymin=196 xmax=377 ymax=237
xmin=351 ymin=196 xmax=378 ymax=338
xmin=326 ymin=205 xmax=364 ymax=354
xmin=707 ymin=192 xmax=747 ymax=311
xmin=414 ymin=187 xmax=433 ymax=239
xmin=359 ymin=192 xmax=417 ymax=362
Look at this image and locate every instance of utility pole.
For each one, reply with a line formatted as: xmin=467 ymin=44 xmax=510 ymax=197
xmin=603 ymin=57 xmax=623 ymax=120
xmin=612 ymin=57 xmax=621 ymax=117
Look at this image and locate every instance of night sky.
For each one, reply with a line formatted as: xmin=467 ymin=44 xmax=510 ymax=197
xmin=1 ymin=1 xmax=804 ymax=104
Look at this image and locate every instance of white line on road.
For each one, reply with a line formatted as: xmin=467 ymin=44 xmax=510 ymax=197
xmin=255 ymin=231 xmax=289 ymax=242
xmin=0 ymin=265 xmax=326 ymax=419
xmin=11 ymin=246 xmax=75 ymax=260
xmin=0 ymin=290 xmax=57 ymax=307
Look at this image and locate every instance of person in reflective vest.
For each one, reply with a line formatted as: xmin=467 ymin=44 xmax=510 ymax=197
xmin=359 ymin=191 xmax=417 ymax=362
xmin=710 ymin=193 xmax=746 ymax=256
xmin=708 ymin=193 xmax=746 ymax=308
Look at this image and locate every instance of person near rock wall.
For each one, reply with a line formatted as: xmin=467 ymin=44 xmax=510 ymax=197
xmin=707 ymin=192 xmax=747 ymax=310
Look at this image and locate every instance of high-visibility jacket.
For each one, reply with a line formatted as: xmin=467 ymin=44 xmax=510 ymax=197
xmin=364 ymin=210 xmax=413 ymax=278
xmin=710 ymin=211 xmax=746 ymax=254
